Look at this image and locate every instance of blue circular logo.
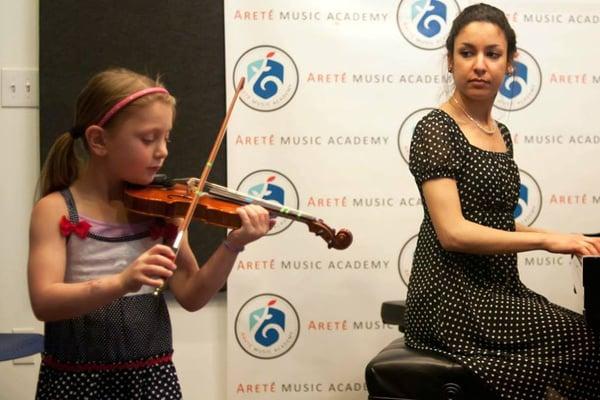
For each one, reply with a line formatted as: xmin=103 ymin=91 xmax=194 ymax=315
xmin=236 ymin=169 xmax=300 ymax=236
xmin=233 ymin=45 xmax=299 ymax=112
xmin=397 ymin=0 xmax=461 ymax=50
xmin=495 ymin=48 xmax=542 ymax=111
xmin=514 ymin=169 xmax=542 ymax=226
xmin=234 ymin=293 xmax=300 ymax=359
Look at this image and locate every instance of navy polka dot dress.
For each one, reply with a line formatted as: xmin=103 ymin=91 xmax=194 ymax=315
xmin=405 ymin=109 xmax=600 ymax=399
xmin=35 ymin=189 xmax=182 ymax=399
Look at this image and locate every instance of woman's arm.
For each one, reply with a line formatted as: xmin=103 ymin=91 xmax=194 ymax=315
xmin=422 ymin=178 xmax=600 ymax=256
xmin=168 ymin=204 xmax=271 ymax=311
xmin=515 ymin=223 xmax=555 ymax=234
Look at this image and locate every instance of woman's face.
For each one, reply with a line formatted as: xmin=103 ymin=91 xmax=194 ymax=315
xmin=449 ymin=21 xmax=511 ymax=102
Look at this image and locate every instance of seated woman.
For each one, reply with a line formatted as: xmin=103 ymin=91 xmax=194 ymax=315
xmin=405 ymin=4 xmax=600 ymax=399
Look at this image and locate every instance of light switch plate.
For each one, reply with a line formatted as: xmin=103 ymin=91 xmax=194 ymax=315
xmin=1 ymin=68 xmax=39 ymax=108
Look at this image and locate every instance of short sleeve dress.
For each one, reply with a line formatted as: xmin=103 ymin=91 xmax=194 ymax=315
xmin=405 ymin=109 xmax=600 ymax=400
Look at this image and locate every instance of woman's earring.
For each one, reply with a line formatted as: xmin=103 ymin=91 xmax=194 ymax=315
xmin=506 ymin=67 xmax=513 ymax=76
xmin=448 ymin=66 xmax=453 ymax=73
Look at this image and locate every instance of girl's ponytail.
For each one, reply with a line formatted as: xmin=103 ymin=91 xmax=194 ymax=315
xmin=37 ymin=132 xmax=80 ymax=198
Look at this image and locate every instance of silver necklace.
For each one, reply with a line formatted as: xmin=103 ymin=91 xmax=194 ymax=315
xmin=451 ymin=97 xmax=496 ymax=135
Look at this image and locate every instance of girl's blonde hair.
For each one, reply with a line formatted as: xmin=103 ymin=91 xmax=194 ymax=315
xmin=38 ymin=68 xmax=176 ymax=198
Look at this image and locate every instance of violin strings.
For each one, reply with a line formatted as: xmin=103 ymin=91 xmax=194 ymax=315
xmin=204 ymin=182 xmax=317 ymax=221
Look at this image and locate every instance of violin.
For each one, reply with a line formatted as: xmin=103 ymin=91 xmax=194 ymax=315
xmin=128 ymin=77 xmax=351 ymax=295
xmin=124 ymin=177 xmax=353 ymax=250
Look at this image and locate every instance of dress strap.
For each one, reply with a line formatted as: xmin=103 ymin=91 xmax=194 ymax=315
xmin=57 ymin=189 xmax=171 ymax=243
xmin=59 ymin=189 xmax=80 ymax=223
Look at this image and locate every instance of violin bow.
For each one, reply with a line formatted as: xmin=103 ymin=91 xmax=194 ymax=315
xmin=153 ymin=77 xmax=245 ymax=295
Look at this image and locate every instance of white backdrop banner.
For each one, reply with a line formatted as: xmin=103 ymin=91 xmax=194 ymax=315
xmin=224 ymin=1 xmax=600 ymax=398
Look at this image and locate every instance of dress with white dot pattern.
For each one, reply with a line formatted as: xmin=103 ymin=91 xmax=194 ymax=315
xmin=405 ymin=109 xmax=600 ymax=400
xmin=35 ymin=190 xmax=182 ymax=399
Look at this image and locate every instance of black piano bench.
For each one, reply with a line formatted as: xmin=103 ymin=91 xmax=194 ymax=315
xmin=365 ymin=301 xmax=498 ymax=400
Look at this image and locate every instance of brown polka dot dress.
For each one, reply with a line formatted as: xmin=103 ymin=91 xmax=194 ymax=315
xmin=405 ymin=109 xmax=600 ymax=399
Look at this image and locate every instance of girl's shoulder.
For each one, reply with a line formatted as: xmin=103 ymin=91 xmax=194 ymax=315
xmin=31 ymin=191 xmax=69 ymax=223
xmin=29 ymin=191 xmax=71 ymax=243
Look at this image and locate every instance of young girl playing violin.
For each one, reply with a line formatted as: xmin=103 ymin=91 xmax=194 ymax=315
xmin=28 ymin=68 xmax=272 ymax=399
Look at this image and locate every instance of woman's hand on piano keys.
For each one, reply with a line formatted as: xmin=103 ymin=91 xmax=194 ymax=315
xmin=543 ymin=233 xmax=600 ymax=257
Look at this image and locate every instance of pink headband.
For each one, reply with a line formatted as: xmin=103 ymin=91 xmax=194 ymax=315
xmin=97 ymin=87 xmax=170 ymax=127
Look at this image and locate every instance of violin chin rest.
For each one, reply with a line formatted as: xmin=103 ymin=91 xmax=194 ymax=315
xmin=151 ymin=174 xmax=175 ymax=188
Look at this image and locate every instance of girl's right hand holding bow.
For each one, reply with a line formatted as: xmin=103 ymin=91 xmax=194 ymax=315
xmin=119 ymin=244 xmax=177 ymax=292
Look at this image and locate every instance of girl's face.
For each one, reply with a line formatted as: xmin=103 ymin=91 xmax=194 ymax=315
xmin=104 ymin=100 xmax=173 ymax=185
xmin=449 ymin=21 xmax=511 ymax=102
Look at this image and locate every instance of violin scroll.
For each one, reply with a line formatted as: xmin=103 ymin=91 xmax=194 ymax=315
xmin=307 ymin=220 xmax=353 ymax=250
